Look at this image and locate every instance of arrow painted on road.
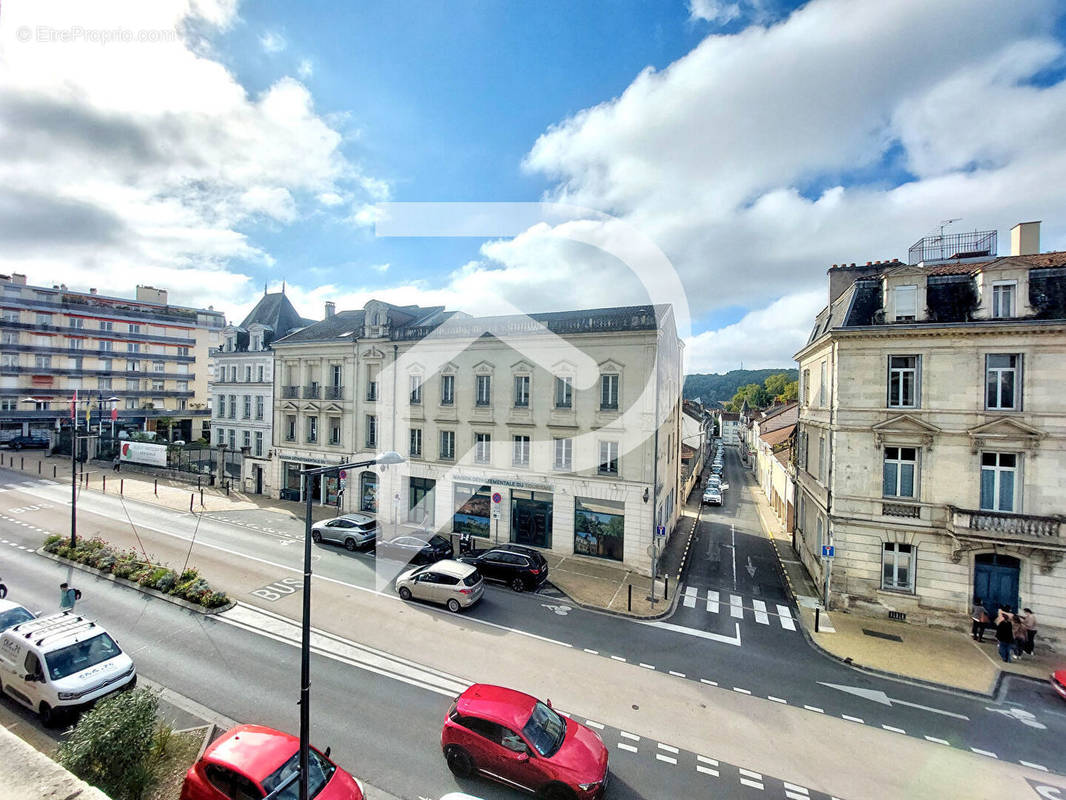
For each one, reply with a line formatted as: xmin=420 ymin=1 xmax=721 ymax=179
xmin=818 ymin=682 xmax=970 ymax=720
xmin=745 ymin=556 xmax=756 ymax=579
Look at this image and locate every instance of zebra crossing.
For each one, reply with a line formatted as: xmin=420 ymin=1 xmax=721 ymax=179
xmin=681 ymin=585 xmax=797 ymax=630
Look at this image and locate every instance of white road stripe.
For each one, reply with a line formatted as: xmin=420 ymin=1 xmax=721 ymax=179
xmin=882 ymin=725 xmax=906 ymax=734
xmin=1020 ymin=760 xmax=1048 ymax=771
xmin=739 ymin=768 xmax=763 ymax=779
xmin=585 ymin=720 xmax=604 ymax=730
xmin=584 ymin=648 xmax=599 ymax=655
xmin=611 ymin=655 xmax=626 ymax=662
xmin=803 ymin=705 xmax=824 ymax=713
xmin=740 ymin=778 xmax=764 ymax=790
xmin=639 ymin=663 xmax=655 ymax=670
xmin=752 ymin=599 xmax=769 ymax=624
xmin=639 ymin=619 xmax=742 ymax=647
xmin=696 ymin=765 xmax=719 ymax=777
xmin=783 ymin=783 xmax=809 ymax=794
xmin=767 ymin=696 xmax=787 ymax=704
xmin=669 ymin=670 xmax=686 ymax=677
xmin=685 ymin=585 xmax=697 ymax=596
xmin=657 ymin=743 xmax=679 ymax=754
xmin=786 ymin=792 xmax=808 ymax=800
xmin=730 ymin=594 xmax=743 ymax=618
xmin=733 ymin=687 xmax=751 ymax=695
xmin=683 ymin=585 xmax=696 ymax=607
xmin=841 ymin=715 xmax=864 ymax=723
xmin=617 ymin=742 xmax=638 ymax=753
xmin=777 ymin=604 xmax=796 ymax=630
xmin=971 ymin=748 xmax=998 ymax=759
xmin=656 ymin=754 xmax=677 ymax=765
xmin=924 ymin=736 xmax=950 ymax=746
xmin=620 ymin=731 xmax=640 ymax=741
xmin=707 ymin=589 xmax=719 ymax=613
xmin=697 ymin=755 xmax=719 ymax=766
xmin=700 ymin=678 xmax=718 ymax=686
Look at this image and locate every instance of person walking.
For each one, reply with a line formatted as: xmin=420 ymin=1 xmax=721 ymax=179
xmin=1012 ymin=613 xmax=1027 ymax=658
xmin=1022 ymin=608 xmax=1038 ymax=655
xmin=971 ymin=598 xmax=989 ymax=641
xmin=994 ymin=609 xmax=1015 ymax=663
xmin=113 ymin=453 xmax=121 ymax=472
xmin=59 ymin=582 xmax=77 ymax=612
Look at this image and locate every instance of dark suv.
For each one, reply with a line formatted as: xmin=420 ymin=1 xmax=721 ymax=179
xmin=457 ymin=544 xmax=548 ymax=592
xmin=3 ymin=435 xmax=49 ymax=450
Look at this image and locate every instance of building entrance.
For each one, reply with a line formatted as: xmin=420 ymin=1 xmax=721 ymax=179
xmin=510 ymin=490 xmax=553 ymax=549
xmin=974 ymin=553 xmax=1020 ymax=612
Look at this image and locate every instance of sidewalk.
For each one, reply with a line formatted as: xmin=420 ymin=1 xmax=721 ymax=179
xmin=740 ymin=455 xmax=1060 ymax=695
xmin=2 ymin=451 xmax=697 ymax=619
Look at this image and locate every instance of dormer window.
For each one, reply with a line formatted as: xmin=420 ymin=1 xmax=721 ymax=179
xmin=991 ymin=282 xmax=1015 ymax=319
xmin=894 ymin=285 xmax=917 ymax=322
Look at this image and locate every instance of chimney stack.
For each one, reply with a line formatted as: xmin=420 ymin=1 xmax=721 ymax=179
xmin=324 ymin=301 xmax=336 ymax=319
xmin=1010 ymin=221 xmax=1041 ymax=256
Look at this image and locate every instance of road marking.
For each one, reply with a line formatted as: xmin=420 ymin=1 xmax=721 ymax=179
xmin=841 ymin=715 xmax=864 ymax=724
xmin=707 ymin=589 xmax=719 ymax=613
xmin=669 ymin=670 xmax=686 ymax=677
xmin=819 ymin=682 xmax=970 ymax=720
xmin=882 ymin=725 xmax=906 ymax=734
xmin=696 ymin=765 xmax=719 ymax=777
xmin=971 ymin=748 xmax=997 ymax=758
xmin=639 ymin=663 xmax=655 ymax=670
xmin=639 ymin=619 xmax=741 ymax=647
xmin=611 ymin=655 xmax=626 ymax=662
xmin=617 ymin=742 xmax=638 ymax=753
xmin=739 ymin=768 xmax=762 ymax=779
xmin=752 ymin=599 xmax=769 ymax=624
xmin=585 ymin=720 xmax=605 ymax=730
xmin=733 ymin=687 xmax=751 ymax=695
xmin=777 ymin=604 xmax=796 ymax=630
xmin=740 ymin=778 xmax=764 ymax=790
xmin=684 ymin=585 xmax=696 ymax=608
xmin=656 ymin=754 xmax=677 ymax=765
xmin=768 ymin=696 xmax=787 ymax=704
xmin=620 ymin=731 xmax=640 ymax=741
xmin=657 ymin=743 xmax=679 ymax=754
xmin=730 ymin=594 xmax=743 ymax=618
xmin=1020 ymin=760 xmax=1048 ymax=771
xmin=924 ymin=736 xmax=950 ymax=746
xmin=701 ymin=679 xmax=718 ymax=686
xmin=784 ymin=783 xmax=809 ymax=794
xmin=786 ymin=792 xmax=808 ymax=800
xmin=584 ymin=648 xmax=599 ymax=655
xmin=697 ymin=755 xmax=718 ymax=766
xmin=803 ymin=705 xmax=824 ymax=713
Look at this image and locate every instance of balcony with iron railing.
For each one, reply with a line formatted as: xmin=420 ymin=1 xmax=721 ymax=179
xmin=948 ymin=506 xmax=1063 ymax=547
xmin=325 ymin=385 xmax=344 ymax=401
xmin=908 ymin=229 xmax=997 ymax=265
xmin=282 ymin=385 xmax=299 ymax=399
xmin=303 ymin=385 xmax=320 ymax=399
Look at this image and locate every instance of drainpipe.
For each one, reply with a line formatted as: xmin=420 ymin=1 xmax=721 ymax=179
xmin=392 ymin=343 xmax=399 ymax=526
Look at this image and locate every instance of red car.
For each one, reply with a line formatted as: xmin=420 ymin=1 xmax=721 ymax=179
xmin=441 ymin=684 xmax=609 ymax=800
xmin=180 ymin=724 xmax=364 ymax=800
xmin=1052 ymin=669 xmax=1066 ymax=701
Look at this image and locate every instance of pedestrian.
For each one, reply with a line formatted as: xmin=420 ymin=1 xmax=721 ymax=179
xmin=1022 ymin=607 xmax=1038 ymax=655
xmin=1012 ymin=613 xmax=1027 ymax=658
xmin=113 ymin=454 xmax=121 ymax=472
xmin=59 ymin=582 xmax=78 ymax=612
xmin=971 ymin=597 xmax=989 ymax=641
xmin=994 ymin=608 xmax=1014 ymax=663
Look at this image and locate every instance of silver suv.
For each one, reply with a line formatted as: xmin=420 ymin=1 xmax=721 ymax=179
xmin=310 ymin=513 xmax=378 ymax=551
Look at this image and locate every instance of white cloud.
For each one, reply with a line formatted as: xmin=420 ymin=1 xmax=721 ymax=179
xmin=688 ymin=0 xmax=740 ymax=24
xmin=297 ymin=58 xmax=313 ymax=79
xmin=0 ymin=0 xmax=387 ymax=310
xmin=259 ymin=30 xmax=286 ymax=54
xmin=371 ymin=263 xmax=390 ymax=273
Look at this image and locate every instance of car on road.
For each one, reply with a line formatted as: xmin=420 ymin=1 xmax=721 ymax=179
xmin=180 ymin=723 xmax=364 ymax=800
xmin=2 ymin=435 xmax=50 ymax=450
xmin=457 ymin=543 xmax=548 ymax=592
xmin=442 ymin=684 xmax=609 ymax=799
xmin=711 ymin=463 xmax=724 ymax=475
xmin=1052 ymin=669 xmax=1066 ymax=701
xmin=376 ymin=533 xmax=453 ymax=565
xmin=702 ymin=487 xmax=723 ymax=506
xmin=0 ymin=599 xmax=34 ymax=632
xmin=311 ymin=513 xmax=378 ymax=551
xmin=396 ymin=559 xmax=484 ymax=612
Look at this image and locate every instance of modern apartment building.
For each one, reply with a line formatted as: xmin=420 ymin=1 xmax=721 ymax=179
xmin=0 ymin=274 xmax=224 ymax=442
xmin=794 ymin=221 xmax=1066 ymax=636
xmin=271 ymin=299 xmax=685 ymax=574
xmin=209 ymin=289 xmax=310 ymax=494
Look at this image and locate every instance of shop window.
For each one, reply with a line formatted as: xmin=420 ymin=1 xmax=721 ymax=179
xmin=453 ymin=484 xmax=491 ymax=538
xmin=574 ymin=498 xmax=624 ymax=561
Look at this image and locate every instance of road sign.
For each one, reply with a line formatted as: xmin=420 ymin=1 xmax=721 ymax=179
xmin=338 ymin=470 xmax=347 ymax=480
xmin=491 ymin=505 xmax=501 ymax=520
xmin=655 ymin=525 xmax=666 ymax=538
xmin=491 ymin=492 xmax=502 ymax=504
xmin=822 ymin=545 xmax=835 ymax=558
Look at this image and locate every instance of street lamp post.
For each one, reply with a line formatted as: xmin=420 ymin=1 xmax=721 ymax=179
xmin=297 ymin=451 xmax=404 ymax=800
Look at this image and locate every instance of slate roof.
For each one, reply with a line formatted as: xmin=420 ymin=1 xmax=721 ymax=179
xmin=236 ymin=292 xmax=310 ymax=336
xmin=273 ymin=309 xmax=367 ymax=344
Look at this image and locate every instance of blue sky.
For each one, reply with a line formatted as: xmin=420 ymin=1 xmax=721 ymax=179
xmin=1 ymin=0 xmax=1064 ymax=370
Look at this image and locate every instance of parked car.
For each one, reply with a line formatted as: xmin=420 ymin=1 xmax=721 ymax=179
xmin=180 ymin=724 xmax=364 ymax=800
xmin=311 ymin=513 xmax=378 ymax=551
xmin=702 ymin=488 xmax=723 ymax=506
xmin=396 ymin=559 xmax=484 ymax=612
xmin=442 ymin=684 xmax=609 ymax=799
xmin=375 ymin=533 xmax=453 ymax=565
xmin=457 ymin=544 xmax=548 ymax=592
xmin=0 ymin=599 xmax=34 ymax=632
xmin=1052 ymin=669 xmax=1066 ymax=701
xmin=2 ymin=435 xmax=49 ymax=450
xmin=711 ymin=464 xmax=724 ymax=476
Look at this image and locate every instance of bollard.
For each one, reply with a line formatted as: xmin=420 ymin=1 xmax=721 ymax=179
xmin=120 ymin=479 xmax=124 ymax=496
xmin=200 ymin=488 xmax=204 ymax=507
xmin=628 ymin=583 xmax=632 ymax=612
xmin=38 ymin=461 xmax=41 ymax=475
xmin=197 ymin=475 xmax=201 ymax=489
xmin=102 ymin=476 xmax=106 ymax=492
xmin=664 ymin=576 xmax=670 ymax=601
xmin=154 ymin=479 xmax=158 ymax=496
xmin=225 ymin=482 xmax=230 ymax=496
xmin=815 ymin=607 xmax=821 ymax=633
xmin=53 ymin=465 xmax=56 ymax=478
xmin=20 ymin=457 xmax=24 ymax=469
xmin=189 ymin=494 xmax=194 ymax=512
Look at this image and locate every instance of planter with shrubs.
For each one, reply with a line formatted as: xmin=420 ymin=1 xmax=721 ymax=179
xmin=42 ymin=535 xmax=230 ymax=610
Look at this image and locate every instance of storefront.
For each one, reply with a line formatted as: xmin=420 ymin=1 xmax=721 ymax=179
xmin=574 ymin=497 xmax=625 ymax=561
xmin=281 ymin=460 xmax=335 ymax=505
xmin=453 ymin=483 xmax=491 ymax=539
xmin=409 ymin=476 xmax=436 ymax=525
xmin=510 ymin=489 xmax=553 ymax=548
xmin=360 ymin=471 xmax=378 ymax=513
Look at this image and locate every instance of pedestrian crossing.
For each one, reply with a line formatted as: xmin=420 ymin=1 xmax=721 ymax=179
xmin=681 ymin=585 xmax=797 ymax=630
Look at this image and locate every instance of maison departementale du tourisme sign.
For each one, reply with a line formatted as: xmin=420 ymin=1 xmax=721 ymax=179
xmin=120 ymin=441 xmax=167 ymax=467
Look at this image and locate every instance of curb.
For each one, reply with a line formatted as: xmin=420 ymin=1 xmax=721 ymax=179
xmin=547 ymin=580 xmax=677 ymax=621
xmin=36 ymin=549 xmax=236 ymax=616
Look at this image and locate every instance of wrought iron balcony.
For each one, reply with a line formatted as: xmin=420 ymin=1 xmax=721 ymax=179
xmin=282 ymin=385 xmax=299 ymax=399
xmin=302 ymin=385 xmax=320 ymax=399
xmin=948 ymin=506 xmax=1063 ymax=546
xmin=325 ymin=385 xmax=343 ymax=400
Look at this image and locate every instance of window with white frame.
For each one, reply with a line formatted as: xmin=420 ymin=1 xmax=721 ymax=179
xmin=69 ymin=338 xmax=83 ymax=350
xmin=128 ymin=323 xmax=140 ymax=333
xmin=475 ymin=374 xmax=491 ymax=406
xmin=228 ymin=394 xmax=236 ymax=418
xmin=819 ymin=361 xmax=827 ymax=406
xmin=600 ymin=373 xmax=619 ymax=410
xmin=409 ymin=375 xmax=422 ymax=404
xmin=882 ymin=446 xmax=917 ymax=499
xmin=817 ymin=434 xmax=826 ymax=481
xmin=70 ymin=317 xmax=84 ymax=329
xmin=258 ymin=365 xmax=265 ymax=382
xmin=409 ymin=427 xmax=422 ymax=457
xmin=329 ymin=417 xmax=341 ymax=445
xmin=177 ymin=380 xmax=188 ymax=392
xmin=151 ymin=379 xmax=164 ymax=392
xmin=802 ymin=369 xmax=810 ymax=406
xmin=514 ymin=374 xmax=530 ymax=407
xmin=242 ymin=395 xmax=251 ymax=419
xmin=126 ymin=378 xmax=139 ymax=391
xmin=887 ymin=355 xmax=919 ymax=408
xmin=474 ymin=432 xmax=491 ymax=463
xmin=286 ymin=415 xmax=296 ymax=441
xmin=553 ymin=437 xmax=572 ymax=470
xmin=35 ymin=354 xmax=51 ymax=369
xmin=513 ymin=435 xmax=530 ymax=466
xmin=985 ymin=354 xmax=1020 ymax=410
xmin=125 ymin=397 xmax=137 ymax=410
xmin=216 ymin=395 xmax=225 ymax=417
xmin=0 ymin=353 xmax=16 ymax=367
xmin=991 ymin=282 xmax=1015 ymax=319
xmin=882 ymin=543 xmax=914 ymax=591
xmin=365 ymin=414 xmax=377 ymax=447
xmin=127 ymin=342 xmax=140 ymax=353
xmin=245 ymin=366 xmax=252 ymax=382
xmin=228 ymin=429 xmax=236 ymax=450
xmin=555 ymin=375 xmax=573 ymax=408
xmin=598 ymin=441 xmax=619 ymax=474
xmin=99 ymin=339 xmax=113 ymax=351
xmin=894 ymin=285 xmax=917 ymax=321
xmin=440 ymin=374 xmax=454 ymax=405
xmin=255 ymin=396 xmax=264 ymax=419
xmin=307 ymin=416 xmax=318 ymax=443
xmin=254 ymin=431 xmax=263 ymax=457
xmin=440 ymin=430 xmax=455 ymax=460
xmin=100 ymin=358 xmax=112 ymax=372
xmin=243 ymin=430 xmax=251 ymax=450
xmin=37 ymin=313 xmax=52 ymax=325
xmin=980 ymin=452 xmax=1018 ymax=512
xmin=127 ymin=359 xmax=140 ymax=372
xmin=152 ymin=361 xmax=165 ymax=373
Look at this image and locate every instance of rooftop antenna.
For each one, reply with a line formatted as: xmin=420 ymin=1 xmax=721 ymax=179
xmin=282 ymin=281 xmax=286 ymax=295
xmin=264 ymin=281 xmax=268 ymax=295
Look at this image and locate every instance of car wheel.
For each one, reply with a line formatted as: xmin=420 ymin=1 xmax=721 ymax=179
xmin=539 ymin=784 xmax=576 ymax=800
xmin=511 ymin=577 xmax=525 ymax=592
xmin=39 ymin=702 xmax=60 ymax=728
xmin=398 ymin=586 xmax=412 ymax=601
xmin=344 ymin=538 xmax=357 ymax=551
xmin=445 ymin=745 xmax=475 ymax=778
xmin=447 ymin=598 xmax=461 ymax=613
xmin=311 ymin=531 xmax=322 ymax=543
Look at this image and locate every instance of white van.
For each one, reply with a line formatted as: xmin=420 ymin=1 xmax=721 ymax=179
xmin=0 ymin=612 xmax=136 ymax=726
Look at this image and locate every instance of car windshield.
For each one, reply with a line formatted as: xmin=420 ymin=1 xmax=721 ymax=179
xmin=0 ymin=607 xmax=33 ymax=631
xmin=45 ymin=633 xmax=122 ymax=680
xmin=261 ymin=748 xmax=336 ymax=800
xmin=522 ymin=701 xmax=567 ymax=757
xmin=429 ymin=534 xmax=450 ymax=548
xmin=461 ymin=571 xmax=481 ymax=586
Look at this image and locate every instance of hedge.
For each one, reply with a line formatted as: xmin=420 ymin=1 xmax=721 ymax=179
xmin=43 ymin=535 xmax=229 ymax=609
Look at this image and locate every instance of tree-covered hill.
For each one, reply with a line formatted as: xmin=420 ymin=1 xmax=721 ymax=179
xmin=683 ymin=369 xmax=798 ymax=405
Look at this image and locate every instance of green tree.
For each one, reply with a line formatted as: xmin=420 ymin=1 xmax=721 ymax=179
xmin=58 ymin=687 xmax=168 ymax=800
xmin=726 ymin=382 xmax=771 ymax=412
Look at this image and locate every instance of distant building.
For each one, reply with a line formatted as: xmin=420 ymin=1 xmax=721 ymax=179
xmin=0 ymin=275 xmax=224 ymax=443
xmin=716 ymin=410 xmax=741 ymax=446
xmin=795 ymin=221 xmax=1066 ymax=637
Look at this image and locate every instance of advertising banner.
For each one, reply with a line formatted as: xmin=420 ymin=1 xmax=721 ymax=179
xmin=120 ymin=441 xmax=167 ymax=467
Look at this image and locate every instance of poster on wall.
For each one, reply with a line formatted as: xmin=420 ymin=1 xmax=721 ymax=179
xmin=120 ymin=441 xmax=168 ymax=467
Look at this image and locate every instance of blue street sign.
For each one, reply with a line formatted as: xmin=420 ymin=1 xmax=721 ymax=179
xmin=655 ymin=525 xmax=666 ymax=537
xmin=822 ymin=545 xmax=835 ymax=558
